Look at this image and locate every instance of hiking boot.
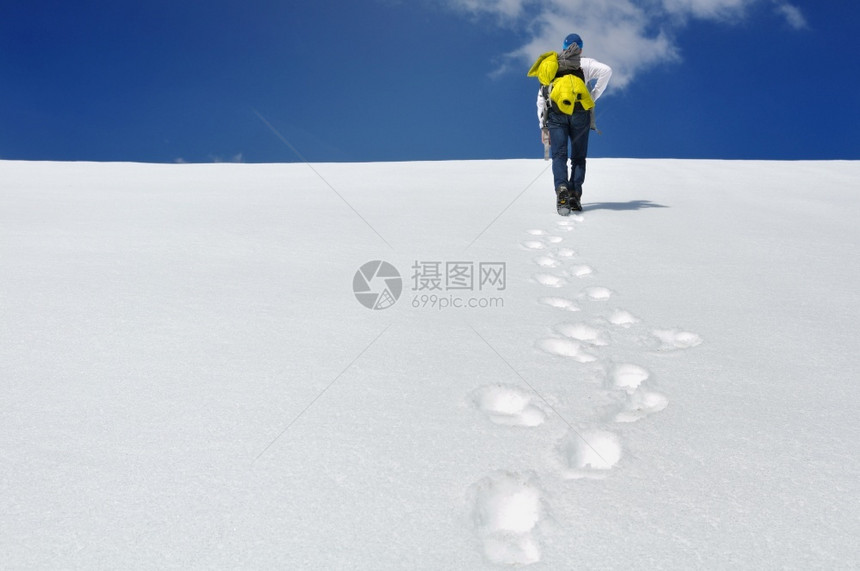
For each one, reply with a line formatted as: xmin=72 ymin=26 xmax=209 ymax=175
xmin=555 ymin=185 xmax=571 ymax=216
xmin=570 ymin=185 xmax=583 ymax=211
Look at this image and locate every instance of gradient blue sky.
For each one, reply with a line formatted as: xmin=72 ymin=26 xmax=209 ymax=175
xmin=1 ymin=0 xmax=856 ymax=163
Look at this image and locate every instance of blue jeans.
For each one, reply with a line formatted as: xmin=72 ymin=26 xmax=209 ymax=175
xmin=547 ymin=109 xmax=591 ymax=198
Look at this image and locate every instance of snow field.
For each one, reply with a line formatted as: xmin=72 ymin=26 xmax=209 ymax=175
xmin=2 ymin=158 xmax=858 ymax=569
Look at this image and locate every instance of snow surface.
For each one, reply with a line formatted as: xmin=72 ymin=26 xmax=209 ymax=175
xmin=1 ymin=158 xmax=858 ymax=568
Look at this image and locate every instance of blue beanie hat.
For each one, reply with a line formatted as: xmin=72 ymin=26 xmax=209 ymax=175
xmin=563 ymin=33 xmax=583 ymax=50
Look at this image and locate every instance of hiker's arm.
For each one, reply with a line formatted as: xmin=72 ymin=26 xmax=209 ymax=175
xmin=585 ymin=60 xmax=612 ymax=101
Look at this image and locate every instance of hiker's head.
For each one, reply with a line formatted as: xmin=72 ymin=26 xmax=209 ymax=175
xmin=563 ymin=33 xmax=583 ymax=51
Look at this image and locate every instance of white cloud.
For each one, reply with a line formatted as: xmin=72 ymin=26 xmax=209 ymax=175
xmin=453 ymin=0 xmax=528 ymax=20
xmin=773 ymin=1 xmax=807 ymax=29
xmin=660 ymin=0 xmax=749 ymax=20
xmin=438 ymin=0 xmax=806 ymax=89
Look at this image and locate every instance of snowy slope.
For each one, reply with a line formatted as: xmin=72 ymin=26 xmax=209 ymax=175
xmin=1 ymin=158 xmax=858 ymax=569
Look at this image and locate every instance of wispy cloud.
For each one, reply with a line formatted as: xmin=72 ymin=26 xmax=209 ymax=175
xmin=660 ymin=0 xmax=749 ymax=21
xmin=772 ymin=1 xmax=807 ymax=29
xmin=437 ymin=0 xmax=807 ymax=88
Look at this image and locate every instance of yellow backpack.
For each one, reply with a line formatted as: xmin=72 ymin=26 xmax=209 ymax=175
xmin=527 ymin=51 xmax=594 ymax=114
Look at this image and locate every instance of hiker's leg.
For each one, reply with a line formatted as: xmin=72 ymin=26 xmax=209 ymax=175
xmin=569 ymin=111 xmax=591 ymax=199
xmin=547 ymin=111 xmax=571 ymax=191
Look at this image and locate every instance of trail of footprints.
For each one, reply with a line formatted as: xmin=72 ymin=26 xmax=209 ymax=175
xmin=470 ymin=217 xmax=703 ymax=566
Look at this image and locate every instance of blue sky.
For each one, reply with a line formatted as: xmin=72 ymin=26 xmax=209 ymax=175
xmin=0 ymin=0 xmax=856 ymax=163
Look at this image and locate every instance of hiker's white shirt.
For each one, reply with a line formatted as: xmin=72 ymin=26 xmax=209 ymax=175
xmin=537 ymin=58 xmax=612 ymax=127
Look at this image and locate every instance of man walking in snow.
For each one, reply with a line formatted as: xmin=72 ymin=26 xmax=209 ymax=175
xmin=531 ymin=33 xmax=612 ymax=214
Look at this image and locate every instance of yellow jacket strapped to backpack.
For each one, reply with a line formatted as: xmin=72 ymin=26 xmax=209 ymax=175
xmin=549 ymin=74 xmax=594 ymax=114
xmin=527 ymin=51 xmax=559 ymax=86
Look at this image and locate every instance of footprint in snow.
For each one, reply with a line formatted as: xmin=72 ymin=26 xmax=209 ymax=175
xmin=535 ymin=338 xmax=597 ymax=363
xmin=532 ymin=273 xmax=567 ymax=288
xmin=558 ymin=429 xmax=622 ymax=479
xmin=533 ymin=255 xmax=561 ymax=268
xmin=608 ymin=308 xmax=640 ymax=327
xmin=469 ymin=471 xmax=548 ymax=566
xmin=470 ymin=385 xmax=546 ymax=427
xmin=554 ymin=247 xmax=577 ymax=258
xmin=580 ymin=286 xmax=613 ymax=301
xmin=612 ymin=390 xmax=669 ymax=423
xmin=521 ymin=240 xmax=547 ymax=250
xmin=553 ymin=322 xmax=610 ymax=347
xmin=609 ymin=363 xmax=650 ymax=393
xmin=652 ymin=329 xmax=703 ymax=351
xmin=525 ymin=229 xmax=563 ymax=244
xmin=567 ymin=264 xmax=594 ymax=278
xmin=601 ymin=365 xmax=669 ymax=422
xmin=556 ymin=214 xmax=585 ymax=224
xmin=537 ymin=297 xmax=580 ymax=312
